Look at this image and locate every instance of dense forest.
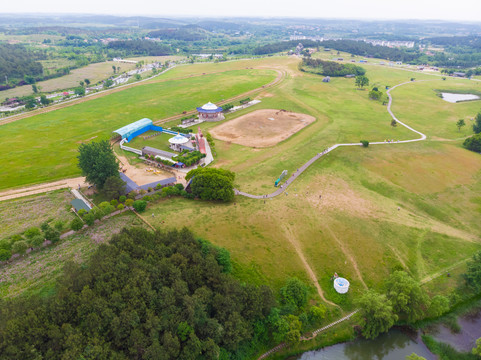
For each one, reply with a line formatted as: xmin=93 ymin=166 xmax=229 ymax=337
xmin=0 ymin=44 xmax=43 ymax=84
xmin=299 ymin=58 xmax=366 ymax=77
xmin=108 ymin=40 xmax=173 ymax=56
xmin=0 ymin=227 xmax=275 ymax=359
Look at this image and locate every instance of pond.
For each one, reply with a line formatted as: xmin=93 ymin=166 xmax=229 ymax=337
xmin=441 ymin=92 xmax=480 ymax=103
xmin=430 ymin=309 xmax=481 ymax=352
xmin=298 ymin=329 xmax=436 ymax=360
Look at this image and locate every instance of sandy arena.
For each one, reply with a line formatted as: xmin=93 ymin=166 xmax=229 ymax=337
xmin=210 ymin=109 xmax=315 ymax=147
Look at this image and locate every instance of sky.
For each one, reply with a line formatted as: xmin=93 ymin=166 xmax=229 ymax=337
xmin=2 ymin=0 xmax=481 ymax=22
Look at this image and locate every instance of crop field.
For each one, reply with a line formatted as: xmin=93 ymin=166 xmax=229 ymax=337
xmin=0 ymin=68 xmax=276 ymax=190
xmin=0 ymin=189 xmax=75 ymax=239
xmin=0 ymin=212 xmax=145 ymax=298
xmin=0 ymin=60 xmax=139 ymax=99
xmin=2 ymin=55 xmax=481 ymax=312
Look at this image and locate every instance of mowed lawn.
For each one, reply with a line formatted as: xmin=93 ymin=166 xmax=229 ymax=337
xmin=0 ymin=69 xmax=276 ymax=190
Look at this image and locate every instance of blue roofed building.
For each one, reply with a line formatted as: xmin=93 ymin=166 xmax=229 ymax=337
xmin=196 ymin=102 xmax=224 ymax=122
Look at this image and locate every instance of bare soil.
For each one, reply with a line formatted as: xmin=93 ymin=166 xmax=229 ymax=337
xmin=210 ymin=109 xmax=315 ymax=147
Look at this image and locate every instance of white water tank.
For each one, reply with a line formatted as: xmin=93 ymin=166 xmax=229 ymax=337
xmin=334 ymin=277 xmax=350 ymax=294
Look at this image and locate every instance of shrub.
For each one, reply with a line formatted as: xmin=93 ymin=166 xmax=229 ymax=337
xmin=103 ymin=205 xmax=116 ymax=216
xmin=110 ymin=199 xmax=118 ymax=207
xmin=54 ymin=220 xmax=64 ymax=231
xmin=125 ymin=199 xmax=134 ymax=207
xmin=117 ymin=204 xmax=124 ymax=210
xmin=44 ymin=227 xmax=60 ymax=243
xmin=119 ymin=195 xmax=126 ymax=203
xmin=12 ymin=240 xmax=28 ymax=255
xmin=70 ymin=218 xmax=84 ymax=231
xmin=127 ymin=192 xmax=136 ymax=200
xmin=0 ymin=249 xmax=12 ymax=261
xmin=77 ymin=209 xmax=87 ymax=218
xmin=0 ymin=239 xmax=11 ymax=251
xmin=463 ymin=133 xmax=481 ymax=153
xmin=83 ymin=212 xmax=95 ymax=226
xmin=175 ymin=183 xmax=184 ymax=191
xmin=24 ymin=227 xmax=41 ymax=239
xmin=133 ymin=200 xmax=147 ymax=212
xmin=139 ymin=189 xmax=147 ymax=196
xmin=148 ymin=187 xmax=153 ymax=193
xmin=29 ymin=235 xmax=45 ymax=248
xmin=40 ymin=221 xmax=50 ymax=232
xmin=91 ymin=208 xmax=103 ymax=220
xmin=360 ymin=140 xmax=369 ymax=147
xmin=155 ymin=183 xmax=162 ymax=190
xmin=99 ymin=201 xmax=110 ymax=209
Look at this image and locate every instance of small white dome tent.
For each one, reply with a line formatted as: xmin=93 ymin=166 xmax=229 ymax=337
xmin=333 ymin=277 xmax=350 ymax=294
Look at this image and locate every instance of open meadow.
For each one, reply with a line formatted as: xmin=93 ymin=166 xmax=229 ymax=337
xmin=2 ymin=55 xmax=481 ymax=318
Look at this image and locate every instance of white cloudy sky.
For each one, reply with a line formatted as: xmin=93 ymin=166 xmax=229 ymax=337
xmin=2 ymin=0 xmax=481 ymax=22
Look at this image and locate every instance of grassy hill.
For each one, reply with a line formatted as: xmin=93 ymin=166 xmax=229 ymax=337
xmin=1 ymin=55 xmax=480 ymax=318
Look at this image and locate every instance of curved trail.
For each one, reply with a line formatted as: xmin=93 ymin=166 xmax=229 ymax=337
xmin=235 ymin=80 xmax=427 ymax=199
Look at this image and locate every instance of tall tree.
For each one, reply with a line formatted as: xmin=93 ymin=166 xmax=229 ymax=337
xmin=102 ymin=176 xmax=126 ymax=199
xmin=385 ymin=271 xmax=430 ymax=322
xmin=356 ymin=290 xmax=398 ymax=339
xmin=77 ymin=140 xmax=119 ymax=189
xmin=463 ymin=250 xmax=481 ymax=292
xmin=456 ymin=119 xmax=466 ymax=131
xmin=355 ymin=75 xmax=370 ymax=89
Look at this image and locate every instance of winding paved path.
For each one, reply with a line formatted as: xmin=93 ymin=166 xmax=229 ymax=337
xmin=235 ymin=80 xmax=427 ymax=199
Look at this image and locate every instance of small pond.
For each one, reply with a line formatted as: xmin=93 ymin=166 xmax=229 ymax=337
xmin=298 ymin=329 xmax=435 ymax=360
xmin=441 ymin=92 xmax=480 ymax=103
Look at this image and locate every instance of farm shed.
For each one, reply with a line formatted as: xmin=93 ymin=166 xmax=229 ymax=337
xmin=71 ymin=199 xmax=91 ymax=213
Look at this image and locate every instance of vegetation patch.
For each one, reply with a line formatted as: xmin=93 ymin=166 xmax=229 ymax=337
xmin=299 ymin=58 xmax=366 ymax=77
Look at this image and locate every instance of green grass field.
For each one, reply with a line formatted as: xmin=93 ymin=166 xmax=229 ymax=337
xmin=2 ymin=55 xmax=481 ymax=317
xmin=0 ymin=68 xmax=276 ymax=190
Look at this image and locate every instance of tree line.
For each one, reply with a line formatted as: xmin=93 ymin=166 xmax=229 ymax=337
xmin=299 ymin=58 xmax=366 ymax=77
xmin=107 ymin=40 xmax=173 ymax=56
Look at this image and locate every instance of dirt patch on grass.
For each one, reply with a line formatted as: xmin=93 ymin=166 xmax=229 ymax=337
xmin=305 ymin=175 xmax=377 ymax=219
xmin=210 ymin=109 xmax=315 ymax=147
xmin=116 ymin=154 xmax=173 ymax=186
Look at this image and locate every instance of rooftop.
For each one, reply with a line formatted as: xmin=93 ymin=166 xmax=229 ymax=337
xmin=113 ymin=118 xmax=153 ymax=139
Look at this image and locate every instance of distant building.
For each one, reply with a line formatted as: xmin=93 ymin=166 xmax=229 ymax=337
xmin=345 ymin=74 xmax=356 ymax=78
xmin=453 ymin=72 xmax=466 ymax=77
xmin=322 ymin=76 xmax=330 ymax=82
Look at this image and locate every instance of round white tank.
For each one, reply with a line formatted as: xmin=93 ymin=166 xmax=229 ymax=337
xmin=334 ymin=277 xmax=350 ymax=294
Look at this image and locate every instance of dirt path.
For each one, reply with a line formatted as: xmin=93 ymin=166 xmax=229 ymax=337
xmin=387 ymin=244 xmax=410 ymax=272
xmin=324 ymin=224 xmax=368 ymax=289
xmin=284 ymin=225 xmax=340 ymax=308
xmin=0 ymin=177 xmax=86 ymax=202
